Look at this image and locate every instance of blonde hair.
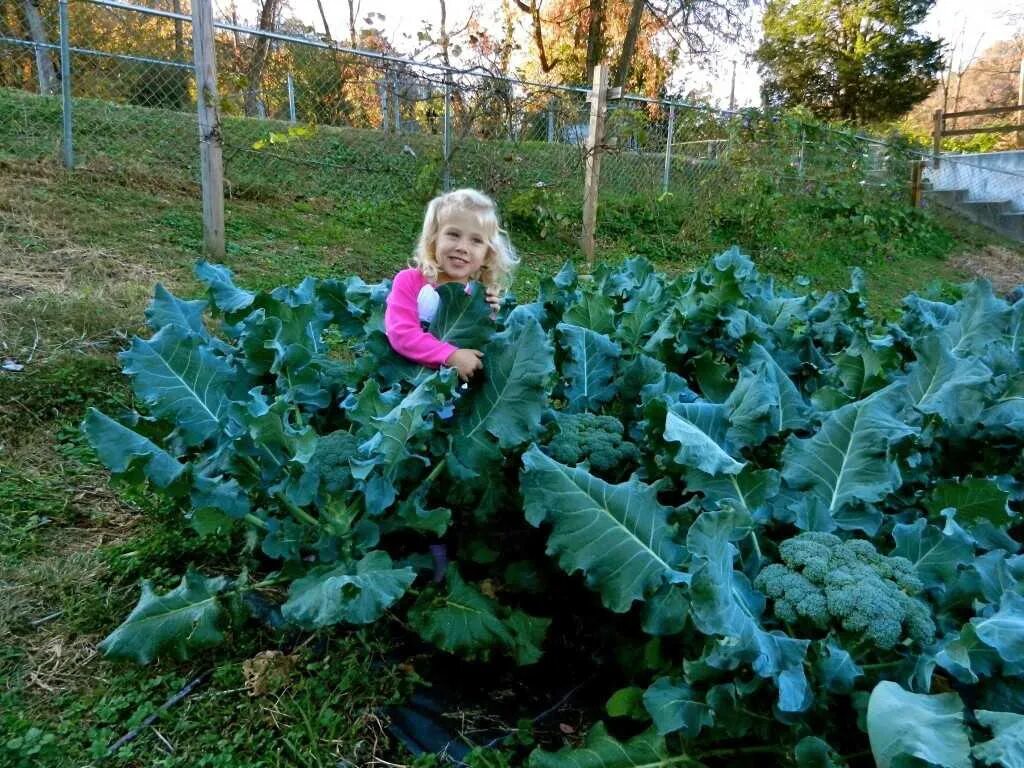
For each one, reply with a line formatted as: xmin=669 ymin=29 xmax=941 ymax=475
xmin=413 ymin=188 xmax=519 ymax=293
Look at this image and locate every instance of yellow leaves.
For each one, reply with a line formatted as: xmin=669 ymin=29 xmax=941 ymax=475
xmin=251 ymin=124 xmax=316 ymax=151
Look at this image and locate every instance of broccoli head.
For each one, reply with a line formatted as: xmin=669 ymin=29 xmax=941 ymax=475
xmin=544 ymin=412 xmax=640 ymax=476
xmin=309 ymin=430 xmax=359 ymax=493
xmin=754 ymin=532 xmax=935 ymax=649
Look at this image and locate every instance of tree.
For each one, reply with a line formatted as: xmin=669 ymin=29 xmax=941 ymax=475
xmin=756 ymin=0 xmax=943 ymax=122
xmin=244 ymin=0 xmax=284 ymax=117
xmin=21 ymin=0 xmax=57 ymax=95
xmin=515 ymin=0 xmax=751 ymax=96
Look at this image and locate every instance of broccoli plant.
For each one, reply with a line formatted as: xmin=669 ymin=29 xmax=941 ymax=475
xmin=755 ymin=532 xmax=935 ymax=649
xmin=83 ymin=250 xmax=1024 ymax=768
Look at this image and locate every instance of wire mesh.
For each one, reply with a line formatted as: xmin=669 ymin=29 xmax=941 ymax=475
xmin=923 ymin=153 xmax=1024 ymax=240
xmin=0 ymin=0 xmax=939 ymax=251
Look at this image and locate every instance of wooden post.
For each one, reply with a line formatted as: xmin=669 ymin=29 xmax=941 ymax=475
xmin=932 ymin=108 xmax=943 ymax=169
xmin=192 ymin=0 xmax=225 ymax=260
xmin=910 ymin=160 xmax=924 ymax=208
xmin=1017 ymin=55 xmax=1023 ymax=149
xmin=581 ymin=63 xmax=608 ymax=267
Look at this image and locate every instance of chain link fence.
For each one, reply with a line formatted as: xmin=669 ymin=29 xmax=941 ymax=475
xmin=924 ymin=153 xmax=1024 ymax=241
xmin=1 ymin=0 xmax=929 ymax=251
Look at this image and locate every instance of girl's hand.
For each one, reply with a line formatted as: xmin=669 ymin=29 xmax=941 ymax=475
xmin=485 ymin=288 xmax=501 ymax=316
xmin=446 ymin=348 xmax=484 ymax=381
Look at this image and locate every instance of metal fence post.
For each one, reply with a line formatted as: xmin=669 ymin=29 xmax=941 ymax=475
xmin=395 ymin=79 xmax=402 ymax=133
xmin=797 ymin=126 xmax=805 ymax=180
xmin=547 ymin=97 xmax=555 ymax=142
xmin=287 ymin=72 xmax=296 ymax=124
xmin=58 ymin=0 xmax=74 ymax=168
xmin=442 ymin=79 xmax=451 ymax=191
xmin=661 ymin=104 xmax=675 ymax=194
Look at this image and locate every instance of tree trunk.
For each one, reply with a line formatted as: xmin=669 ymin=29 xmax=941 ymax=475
xmin=439 ymin=0 xmax=450 ymax=67
xmin=348 ymin=0 xmax=357 ymax=47
xmin=315 ymin=0 xmax=333 ymax=41
xmin=585 ymin=0 xmax=605 ymax=79
xmin=244 ymin=0 xmax=281 ymax=118
xmin=21 ymin=0 xmax=57 ymax=96
xmin=614 ymin=0 xmax=644 ymax=90
xmin=513 ymin=0 xmax=559 ymax=73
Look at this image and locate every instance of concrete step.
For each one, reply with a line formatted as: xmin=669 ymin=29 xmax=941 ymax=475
xmin=928 ymin=188 xmax=968 ymax=207
xmin=999 ymin=212 xmax=1024 ymax=241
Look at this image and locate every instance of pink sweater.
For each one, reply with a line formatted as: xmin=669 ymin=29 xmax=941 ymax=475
xmin=384 ymin=268 xmax=459 ymax=367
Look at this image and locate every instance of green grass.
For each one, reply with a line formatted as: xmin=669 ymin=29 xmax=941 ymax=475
xmin=1 ymin=84 xmax=1023 ymax=767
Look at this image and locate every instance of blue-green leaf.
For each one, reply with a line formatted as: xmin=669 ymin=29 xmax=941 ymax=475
xmin=145 ymin=283 xmax=208 ymax=336
xmin=866 ymin=682 xmax=971 ymax=768
xmin=642 ymin=677 xmax=713 ymax=737
xmin=903 ymin=334 xmax=991 ymax=424
xmin=893 ymin=515 xmax=974 ymax=590
xmin=528 ymin=723 xmax=677 ymax=768
xmin=973 ymin=591 xmax=1024 ymax=663
xmin=121 ymin=325 xmax=235 ymax=447
xmin=973 ymin=710 xmax=1024 ymax=768
xmin=451 ymin=316 xmax=554 ymax=476
xmin=195 ymin=261 xmax=255 ymax=314
xmin=663 ymin=400 xmax=745 ymax=476
xmin=98 ymin=571 xmax=230 ymax=664
xmin=280 ymin=551 xmax=415 ymax=629
xmin=556 ymin=322 xmax=620 ymax=412
xmin=781 ymin=387 xmax=915 ymax=521
xmin=521 ymin=445 xmax=687 ymax=613
xmin=82 ymin=408 xmax=186 ymax=488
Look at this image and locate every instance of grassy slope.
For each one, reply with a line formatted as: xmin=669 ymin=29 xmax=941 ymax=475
xmin=1 ymin=86 xmax=1022 ymax=767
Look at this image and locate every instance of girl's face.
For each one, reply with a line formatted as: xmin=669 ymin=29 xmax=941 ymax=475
xmin=435 ymin=210 xmax=490 ymax=284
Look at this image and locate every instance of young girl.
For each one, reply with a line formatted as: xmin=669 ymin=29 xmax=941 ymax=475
xmin=385 ymin=188 xmax=518 ymax=380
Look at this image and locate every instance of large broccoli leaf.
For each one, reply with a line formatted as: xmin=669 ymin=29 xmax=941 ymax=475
xmin=556 ymin=322 xmax=620 ymax=412
xmin=528 ymin=723 xmax=680 ymax=768
xmin=892 ymin=515 xmax=974 ymax=591
xmin=99 ymin=571 xmax=231 ymax=664
xmin=120 ymin=324 xmax=236 ymax=447
xmin=902 ymin=334 xmax=992 ymax=425
xmin=687 ymin=507 xmax=811 ymax=713
xmin=82 ymin=408 xmax=186 ymax=489
xmin=280 ymin=551 xmax=415 ymax=629
xmin=195 ymin=260 xmax=255 ymax=314
xmin=661 ymin=400 xmax=745 ymax=476
xmin=781 ymin=387 xmax=916 ymax=523
xmin=451 ymin=315 xmax=553 ymax=476
xmin=521 ymin=445 xmax=687 ymax=613
xmin=642 ymin=677 xmax=713 ymax=737
xmin=866 ymin=682 xmax=971 ymax=768
xmin=972 ymin=710 xmax=1024 ymax=768
xmin=408 ymin=568 xmax=549 ymax=665
xmin=145 ymin=283 xmax=208 ymax=336
xmin=431 ymin=281 xmax=496 ymax=350
xmin=972 ymin=591 xmax=1024 ymax=664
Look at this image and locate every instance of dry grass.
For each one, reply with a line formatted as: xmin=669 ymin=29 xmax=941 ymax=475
xmin=0 ymin=158 xmax=176 ymax=362
xmin=948 ymin=244 xmax=1024 ymax=295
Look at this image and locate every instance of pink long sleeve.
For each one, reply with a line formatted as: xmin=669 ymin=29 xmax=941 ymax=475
xmin=384 ymin=268 xmax=458 ymax=367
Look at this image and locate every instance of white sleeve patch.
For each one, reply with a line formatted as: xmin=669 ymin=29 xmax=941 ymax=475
xmin=417 ymin=283 xmax=441 ymax=324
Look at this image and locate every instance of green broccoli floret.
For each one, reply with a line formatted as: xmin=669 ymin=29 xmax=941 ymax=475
xmin=544 ymin=412 xmax=640 ymax=475
xmin=309 ymin=430 xmax=359 ymax=493
xmin=754 ymin=532 xmax=935 ymax=649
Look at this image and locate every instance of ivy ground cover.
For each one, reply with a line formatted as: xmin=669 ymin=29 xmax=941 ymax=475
xmin=84 ymin=249 xmax=1024 ymax=766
